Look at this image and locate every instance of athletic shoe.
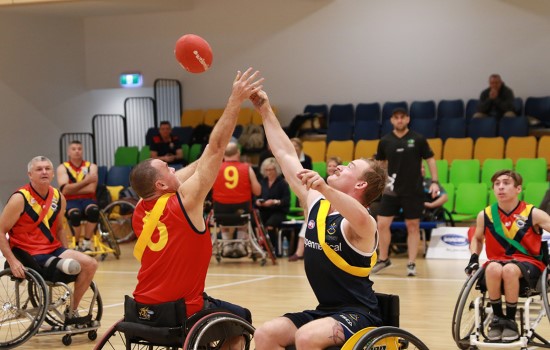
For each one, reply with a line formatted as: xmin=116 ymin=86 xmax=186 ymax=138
xmin=80 ymin=239 xmax=93 ymax=252
xmin=407 ymin=262 xmax=417 ymax=277
xmin=222 ymin=244 xmax=234 ymax=257
xmin=234 ymin=242 xmax=247 ymax=257
xmin=371 ymin=259 xmax=392 ymax=274
xmin=487 ymin=316 xmax=503 ymax=341
xmin=501 ymin=318 xmax=519 ymax=342
xmin=288 ymin=254 xmax=304 ymax=262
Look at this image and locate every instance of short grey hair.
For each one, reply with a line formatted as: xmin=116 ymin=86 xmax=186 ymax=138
xmin=28 ymin=156 xmax=53 ymax=172
xmin=260 ymin=157 xmax=282 ymax=177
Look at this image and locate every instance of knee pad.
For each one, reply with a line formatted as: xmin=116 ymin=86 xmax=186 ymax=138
xmin=68 ymin=210 xmax=82 ymax=227
xmin=85 ymin=205 xmax=100 ymax=223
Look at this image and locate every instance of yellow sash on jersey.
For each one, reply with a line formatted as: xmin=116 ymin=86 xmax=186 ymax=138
xmin=133 ymin=193 xmax=173 ymax=262
xmin=64 ymin=161 xmax=91 ymax=183
xmin=317 ymin=199 xmax=376 ymax=277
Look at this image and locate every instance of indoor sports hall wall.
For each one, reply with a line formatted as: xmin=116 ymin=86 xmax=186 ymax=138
xmin=0 ymin=0 xmax=550 ymax=201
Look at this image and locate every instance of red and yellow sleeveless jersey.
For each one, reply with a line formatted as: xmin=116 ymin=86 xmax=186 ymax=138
xmin=484 ymin=201 xmax=545 ymax=271
xmin=132 ymin=193 xmax=212 ymax=316
xmin=63 ymin=161 xmax=95 ymax=200
xmin=212 ymin=161 xmax=252 ymax=204
xmin=9 ymin=184 xmax=63 ymax=255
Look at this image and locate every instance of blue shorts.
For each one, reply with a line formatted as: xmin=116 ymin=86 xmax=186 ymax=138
xmin=203 ymin=294 xmax=252 ymax=323
xmin=284 ymin=306 xmax=382 ymax=340
xmin=33 ymin=247 xmax=68 ymax=266
xmin=66 ymin=198 xmax=97 ymax=213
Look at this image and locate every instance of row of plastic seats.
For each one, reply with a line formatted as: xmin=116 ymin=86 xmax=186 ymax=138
xmin=114 ymin=144 xmax=204 ymax=168
xmin=302 ymin=135 xmax=550 ymax=165
xmin=180 ymin=106 xmax=278 ymax=128
xmin=322 ymin=115 xmax=531 ymax=143
xmin=304 ymin=95 xmax=550 ymax=126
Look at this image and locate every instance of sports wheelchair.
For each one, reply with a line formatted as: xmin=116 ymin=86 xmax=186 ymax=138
xmin=0 ymin=247 xmax=102 ymax=348
xmin=452 ymin=264 xmax=550 ymax=349
xmin=94 ymin=296 xmax=255 ymax=350
xmin=208 ymin=207 xmax=276 ymax=266
xmin=286 ymin=293 xmax=429 ymax=350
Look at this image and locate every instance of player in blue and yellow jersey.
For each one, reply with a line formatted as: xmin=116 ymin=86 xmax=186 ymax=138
xmin=57 ymin=140 xmax=99 ymax=251
xmin=251 ymin=89 xmax=387 ymax=350
xmin=467 ymin=170 xmax=550 ymax=342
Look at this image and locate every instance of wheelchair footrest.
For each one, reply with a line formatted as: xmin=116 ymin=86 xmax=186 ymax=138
xmin=65 ymin=314 xmax=92 ymax=326
xmin=116 ymin=321 xmax=183 ymax=346
xmin=36 ymin=322 xmax=100 ymax=336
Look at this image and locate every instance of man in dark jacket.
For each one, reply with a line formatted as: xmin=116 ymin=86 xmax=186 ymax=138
xmin=473 ymin=74 xmax=516 ymax=119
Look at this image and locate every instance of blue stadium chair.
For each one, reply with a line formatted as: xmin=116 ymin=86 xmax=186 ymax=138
xmin=409 ymin=100 xmax=436 ymax=120
xmin=328 ymin=103 xmax=354 ymax=126
xmin=438 ymin=118 xmax=467 ymax=141
xmin=382 ymin=101 xmax=408 ymax=121
xmin=409 ymin=118 xmax=437 ymax=138
xmin=525 ymin=96 xmax=550 ymax=127
xmin=97 ymin=165 xmax=108 ymax=186
xmin=467 ymin=117 xmax=497 ymax=140
xmin=106 ymin=165 xmax=132 ymax=188
xmin=171 ymin=126 xmax=193 ymax=145
xmin=145 ymin=127 xmax=159 ymax=146
xmin=513 ymin=97 xmax=523 ymax=116
xmin=304 ymin=104 xmax=329 ymax=118
xmin=326 ymin=123 xmax=354 ymax=142
xmin=437 ymin=99 xmax=464 ymax=120
xmin=354 ymin=120 xmax=380 ymax=141
xmin=232 ymin=124 xmax=243 ymax=139
xmin=355 ymin=102 xmax=381 ymax=122
xmin=498 ymin=116 xmax=529 ymax=140
xmin=381 ymin=119 xmax=393 ymax=136
xmin=465 ymin=99 xmax=479 ymax=120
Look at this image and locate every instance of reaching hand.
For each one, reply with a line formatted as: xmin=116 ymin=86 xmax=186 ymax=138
xmin=465 ymin=253 xmax=479 ymax=275
xmin=231 ymin=68 xmax=264 ymax=104
xmin=250 ymin=90 xmax=268 ymax=109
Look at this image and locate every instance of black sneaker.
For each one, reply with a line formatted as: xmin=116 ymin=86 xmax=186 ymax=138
xmin=487 ymin=316 xmax=503 ymax=341
xmin=371 ymin=259 xmax=392 ymax=274
xmin=501 ymin=318 xmax=519 ymax=342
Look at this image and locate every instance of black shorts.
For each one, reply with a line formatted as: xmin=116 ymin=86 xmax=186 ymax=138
xmin=483 ymin=260 xmax=542 ymax=291
xmin=203 ymin=294 xmax=252 ymax=323
xmin=377 ymin=194 xmax=424 ymax=219
xmin=284 ymin=306 xmax=382 ymax=340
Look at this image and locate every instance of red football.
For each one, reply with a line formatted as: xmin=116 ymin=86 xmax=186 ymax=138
xmin=174 ymin=34 xmax=213 ymax=73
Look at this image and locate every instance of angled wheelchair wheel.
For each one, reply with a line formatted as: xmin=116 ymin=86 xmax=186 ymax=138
xmin=183 ymin=311 xmax=255 ymax=350
xmin=103 ymin=200 xmax=136 ymax=245
xmin=0 ymin=268 xmax=48 ymax=349
xmin=350 ymin=326 xmax=429 ymax=350
xmin=98 ymin=210 xmax=121 ymax=259
xmin=95 ymin=318 xmax=176 ymax=349
xmin=452 ymin=268 xmax=486 ymax=349
xmin=540 ymin=267 xmax=550 ymax=324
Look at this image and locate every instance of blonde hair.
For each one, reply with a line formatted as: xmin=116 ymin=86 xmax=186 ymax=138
xmin=260 ymin=157 xmax=282 ymax=177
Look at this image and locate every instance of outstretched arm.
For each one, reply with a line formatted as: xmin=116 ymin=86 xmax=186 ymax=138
xmin=251 ymin=91 xmax=308 ymax=206
xmin=180 ymin=69 xmax=263 ymax=222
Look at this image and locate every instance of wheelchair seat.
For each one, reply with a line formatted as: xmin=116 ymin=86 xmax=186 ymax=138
xmin=7 ymin=246 xmax=77 ymax=284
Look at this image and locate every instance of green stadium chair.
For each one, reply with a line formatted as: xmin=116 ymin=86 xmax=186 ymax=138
xmin=515 ymin=158 xmax=548 ymax=187
xmin=312 ymin=161 xmax=327 ymax=179
xmin=449 ymin=159 xmax=480 ymax=187
xmin=188 ymin=143 xmax=202 ymax=163
xmin=182 ymin=144 xmax=190 ymax=163
xmin=441 ymin=182 xmax=454 ymax=213
xmin=481 ymin=158 xmax=513 ymax=188
xmin=523 ymin=182 xmax=549 ymax=207
xmin=452 ymin=183 xmax=488 ymax=222
xmin=424 ymin=159 xmax=449 ymax=183
xmin=138 ymin=145 xmax=150 ymax=163
xmin=287 ymin=190 xmax=305 ymax=220
xmin=114 ymin=146 xmax=139 ymax=166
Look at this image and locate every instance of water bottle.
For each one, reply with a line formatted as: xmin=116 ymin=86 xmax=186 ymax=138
xmin=282 ymin=236 xmax=289 ymax=257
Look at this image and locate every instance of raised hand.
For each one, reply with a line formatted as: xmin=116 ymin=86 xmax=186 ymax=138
xmin=231 ymin=68 xmax=264 ymax=103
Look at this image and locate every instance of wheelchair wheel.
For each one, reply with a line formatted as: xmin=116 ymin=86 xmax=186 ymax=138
xmin=0 ymin=268 xmax=48 ymax=349
xmin=452 ymin=268 xmax=486 ymax=349
xmin=540 ymin=267 xmax=550 ymax=324
xmin=183 ymin=311 xmax=255 ymax=350
xmin=98 ymin=210 xmax=121 ymax=259
xmin=350 ymin=326 xmax=429 ymax=350
xmin=103 ymin=200 xmax=136 ymax=244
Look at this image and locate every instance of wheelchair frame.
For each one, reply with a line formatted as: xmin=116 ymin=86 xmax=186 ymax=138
xmin=0 ymin=266 xmax=102 ymax=348
xmin=94 ymin=310 xmax=255 ymax=350
xmin=452 ymin=266 xmax=550 ymax=349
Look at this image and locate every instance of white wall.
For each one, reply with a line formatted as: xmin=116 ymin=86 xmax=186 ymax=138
xmin=1 ymin=0 xmax=550 ymax=200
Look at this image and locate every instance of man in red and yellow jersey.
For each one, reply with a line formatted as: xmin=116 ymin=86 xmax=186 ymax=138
xmin=0 ymin=156 xmax=98 ymax=318
xmin=468 ymin=170 xmax=550 ymax=342
xmin=212 ymin=142 xmax=261 ymax=257
xmin=129 ymin=69 xmax=263 ymax=346
xmin=56 ymin=140 xmax=99 ymax=251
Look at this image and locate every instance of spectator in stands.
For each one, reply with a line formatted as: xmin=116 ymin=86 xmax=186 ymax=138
xmin=57 ymin=140 xmax=99 ymax=252
xmin=373 ymin=108 xmax=440 ymax=277
xmin=212 ymin=143 xmax=261 ymax=257
xmin=289 ymin=156 xmax=342 ymax=262
xmin=256 ymin=157 xmax=290 ymax=255
xmin=422 ymin=163 xmax=448 ymax=213
xmin=290 ymin=138 xmax=313 ymax=171
xmin=150 ymin=121 xmax=186 ymax=166
xmin=473 ymin=74 xmax=516 ymax=119
xmin=1 ymin=156 xmax=98 ymax=319
xmin=466 ymin=170 xmax=550 ymax=342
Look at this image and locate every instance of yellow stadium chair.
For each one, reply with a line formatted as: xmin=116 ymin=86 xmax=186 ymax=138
xmin=354 ymin=139 xmax=379 ymax=159
xmin=427 ymin=138 xmax=443 ymax=160
xmin=473 ymin=137 xmax=505 ymax=166
xmin=303 ymin=140 xmax=326 ymax=162
xmin=537 ymin=135 xmax=550 ymax=169
xmin=443 ymin=137 xmax=473 ymax=164
xmin=181 ymin=109 xmax=204 ymax=127
xmin=326 ymin=140 xmax=354 ymax=163
xmin=204 ymin=108 xmax=225 ymax=126
xmin=237 ymin=108 xmax=253 ymax=125
xmin=252 ymin=106 xmax=277 ymax=125
xmin=505 ymin=136 xmax=537 ymax=165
